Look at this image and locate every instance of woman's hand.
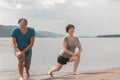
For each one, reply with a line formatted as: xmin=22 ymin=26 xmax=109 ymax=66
xmin=75 ymin=51 xmax=80 ymax=56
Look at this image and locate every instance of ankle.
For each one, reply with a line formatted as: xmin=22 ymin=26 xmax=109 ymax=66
xmin=19 ymin=76 xmax=24 ymax=80
xmin=73 ymin=72 xmax=79 ymax=75
xmin=27 ymin=73 xmax=30 ymax=77
xmin=20 ymin=75 xmax=24 ymax=78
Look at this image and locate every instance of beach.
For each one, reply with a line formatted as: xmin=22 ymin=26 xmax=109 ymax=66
xmin=41 ymin=67 xmax=120 ymax=80
xmin=1 ymin=67 xmax=120 ymax=80
xmin=0 ymin=38 xmax=120 ymax=80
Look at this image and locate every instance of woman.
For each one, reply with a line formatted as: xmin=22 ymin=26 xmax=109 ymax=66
xmin=48 ymin=24 xmax=82 ymax=77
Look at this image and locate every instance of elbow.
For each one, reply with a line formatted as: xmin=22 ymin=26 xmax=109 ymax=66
xmin=31 ymin=44 xmax=34 ymax=47
xmin=63 ymin=49 xmax=67 ymax=53
xmin=13 ymin=46 xmax=16 ymax=49
xmin=30 ymin=43 xmax=34 ymax=47
xmin=30 ymin=44 xmax=33 ymax=48
xmin=12 ymin=44 xmax=16 ymax=50
xmin=79 ymin=47 xmax=82 ymax=52
xmin=80 ymin=47 xmax=83 ymax=52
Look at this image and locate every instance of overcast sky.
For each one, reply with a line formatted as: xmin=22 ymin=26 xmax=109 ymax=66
xmin=0 ymin=0 xmax=120 ymax=36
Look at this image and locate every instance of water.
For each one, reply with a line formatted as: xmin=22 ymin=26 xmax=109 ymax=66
xmin=0 ymin=38 xmax=120 ymax=79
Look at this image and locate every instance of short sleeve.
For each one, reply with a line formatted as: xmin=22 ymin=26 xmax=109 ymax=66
xmin=76 ymin=37 xmax=79 ymax=42
xmin=11 ymin=28 xmax=17 ymax=38
xmin=62 ymin=36 xmax=68 ymax=42
xmin=31 ymin=28 xmax=35 ymax=37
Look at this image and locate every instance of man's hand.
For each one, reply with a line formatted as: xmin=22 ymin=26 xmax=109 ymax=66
xmin=18 ymin=51 xmax=25 ymax=58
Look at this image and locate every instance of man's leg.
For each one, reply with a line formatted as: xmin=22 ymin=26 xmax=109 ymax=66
xmin=25 ymin=66 xmax=30 ymax=79
xmin=24 ymin=54 xmax=32 ymax=79
xmin=18 ymin=61 xmax=24 ymax=80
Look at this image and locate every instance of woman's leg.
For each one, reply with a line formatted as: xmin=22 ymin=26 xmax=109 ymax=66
xmin=48 ymin=63 xmax=63 ymax=77
xmin=73 ymin=54 xmax=80 ymax=75
xmin=69 ymin=56 xmax=75 ymax=62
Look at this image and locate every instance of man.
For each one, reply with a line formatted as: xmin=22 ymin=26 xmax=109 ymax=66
xmin=11 ymin=18 xmax=35 ymax=80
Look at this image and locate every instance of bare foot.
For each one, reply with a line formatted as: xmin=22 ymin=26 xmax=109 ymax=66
xmin=19 ymin=77 xmax=24 ymax=80
xmin=48 ymin=71 xmax=54 ymax=77
xmin=26 ymin=74 xmax=30 ymax=80
xmin=26 ymin=76 xmax=30 ymax=80
xmin=73 ymin=72 xmax=79 ymax=75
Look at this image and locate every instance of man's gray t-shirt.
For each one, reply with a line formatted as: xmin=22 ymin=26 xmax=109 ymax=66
xmin=60 ymin=36 xmax=79 ymax=58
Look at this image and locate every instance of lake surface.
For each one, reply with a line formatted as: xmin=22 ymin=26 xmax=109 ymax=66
xmin=0 ymin=38 xmax=120 ymax=80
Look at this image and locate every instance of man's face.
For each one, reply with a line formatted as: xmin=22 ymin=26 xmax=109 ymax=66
xmin=19 ymin=20 xmax=27 ymax=27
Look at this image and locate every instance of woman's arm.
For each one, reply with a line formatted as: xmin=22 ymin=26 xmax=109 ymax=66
xmin=76 ymin=40 xmax=82 ymax=55
xmin=62 ymin=41 xmax=75 ymax=56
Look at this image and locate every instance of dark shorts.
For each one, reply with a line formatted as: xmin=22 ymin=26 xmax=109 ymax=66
xmin=57 ymin=55 xmax=69 ymax=65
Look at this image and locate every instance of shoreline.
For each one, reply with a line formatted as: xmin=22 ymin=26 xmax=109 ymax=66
xmin=40 ymin=67 xmax=120 ymax=80
xmin=1 ymin=67 xmax=120 ymax=80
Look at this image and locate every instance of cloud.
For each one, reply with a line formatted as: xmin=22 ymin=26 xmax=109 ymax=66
xmin=38 ymin=0 xmax=88 ymax=9
xmin=37 ymin=0 xmax=66 ymax=9
xmin=0 ymin=0 xmax=11 ymax=9
xmin=97 ymin=0 xmax=120 ymax=3
xmin=16 ymin=4 xmax=22 ymax=9
xmin=107 ymin=0 xmax=120 ymax=1
xmin=0 ymin=0 xmax=36 ymax=9
xmin=72 ymin=2 xmax=87 ymax=8
xmin=69 ymin=0 xmax=88 ymax=8
xmin=0 ymin=0 xmax=120 ymax=36
xmin=0 ymin=0 xmax=88 ymax=10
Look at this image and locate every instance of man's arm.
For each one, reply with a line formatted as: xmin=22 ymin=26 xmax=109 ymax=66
xmin=12 ymin=37 xmax=21 ymax=53
xmin=22 ymin=37 xmax=35 ymax=54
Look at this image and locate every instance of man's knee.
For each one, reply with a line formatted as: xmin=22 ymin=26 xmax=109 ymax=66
xmin=18 ymin=61 xmax=24 ymax=64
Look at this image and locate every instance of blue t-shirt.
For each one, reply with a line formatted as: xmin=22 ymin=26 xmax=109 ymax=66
xmin=11 ymin=27 xmax=35 ymax=56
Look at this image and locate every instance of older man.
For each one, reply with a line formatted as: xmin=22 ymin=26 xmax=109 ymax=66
xmin=11 ymin=18 xmax=35 ymax=80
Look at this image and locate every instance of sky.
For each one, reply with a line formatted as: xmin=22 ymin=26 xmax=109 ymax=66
xmin=0 ymin=0 xmax=120 ymax=36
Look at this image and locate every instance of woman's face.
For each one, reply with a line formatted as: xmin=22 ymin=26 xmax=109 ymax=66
xmin=68 ymin=27 xmax=75 ymax=34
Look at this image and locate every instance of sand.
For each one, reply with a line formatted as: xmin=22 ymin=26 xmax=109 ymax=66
xmin=2 ymin=67 xmax=120 ymax=80
xmin=40 ymin=67 xmax=120 ymax=80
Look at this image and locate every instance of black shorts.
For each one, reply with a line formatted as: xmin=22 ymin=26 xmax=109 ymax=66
xmin=57 ymin=55 xmax=69 ymax=65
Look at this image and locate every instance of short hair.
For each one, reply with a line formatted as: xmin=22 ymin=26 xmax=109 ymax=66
xmin=66 ymin=24 xmax=75 ymax=33
xmin=18 ymin=18 xmax=28 ymax=25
